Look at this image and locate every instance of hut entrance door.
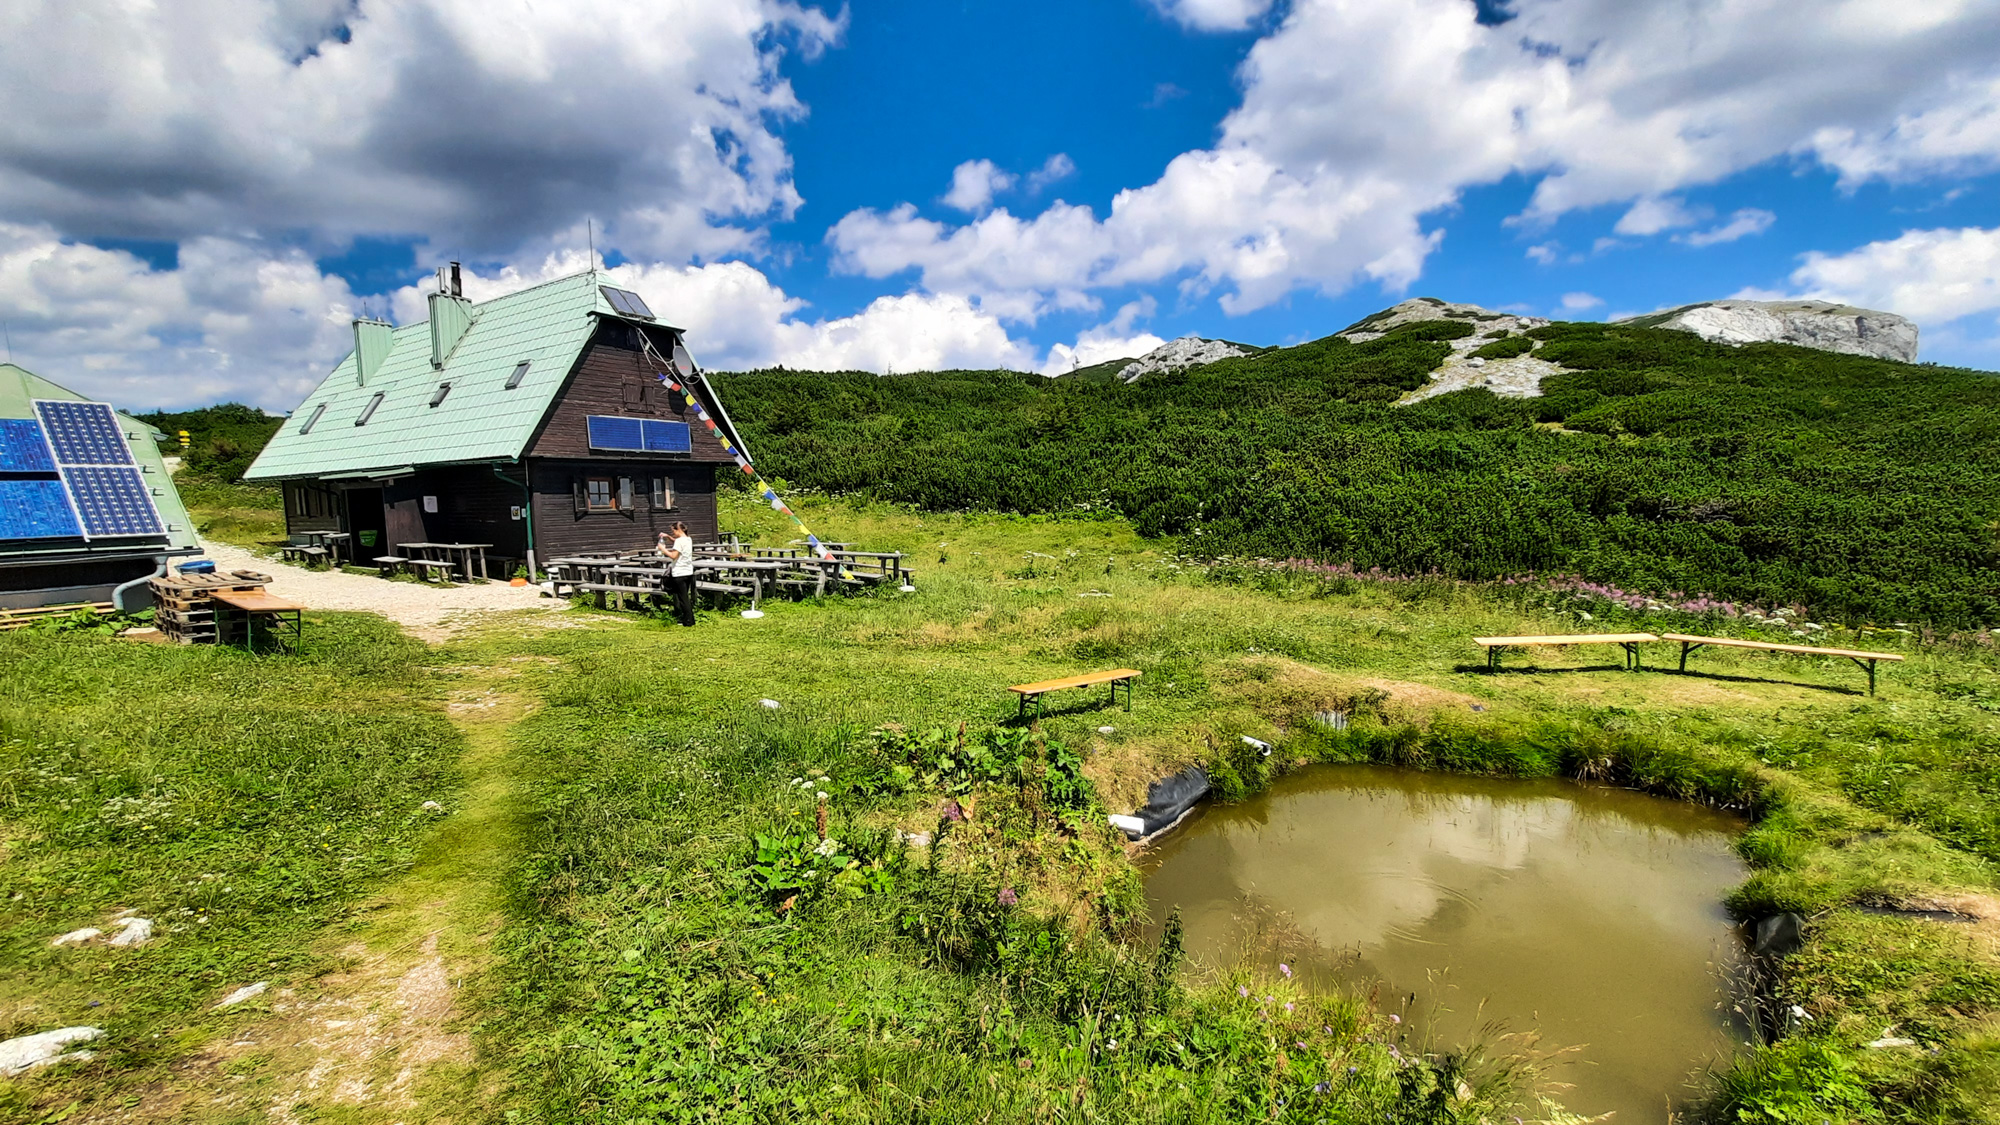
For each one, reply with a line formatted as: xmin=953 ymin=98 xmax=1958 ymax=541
xmin=385 ymin=495 xmax=426 ymax=557
xmin=344 ymin=487 xmax=387 ymax=555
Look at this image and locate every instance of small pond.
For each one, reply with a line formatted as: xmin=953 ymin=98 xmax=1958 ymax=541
xmin=1139 ymin=765 xmax=1749 ymax=1122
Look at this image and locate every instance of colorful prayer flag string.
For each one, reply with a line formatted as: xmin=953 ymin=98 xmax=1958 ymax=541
xmin=633 ymin=334 xmax=853 ymax=579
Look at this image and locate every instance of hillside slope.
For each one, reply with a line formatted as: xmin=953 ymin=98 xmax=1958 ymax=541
xmin=715 ymin=320 xmax=2000 ymax=626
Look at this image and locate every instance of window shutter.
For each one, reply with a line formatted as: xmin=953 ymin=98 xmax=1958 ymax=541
xmin=618 ymin=477 xmax=634 ymax=512
xmin=572 ymin=477 xmax=586 ymax=517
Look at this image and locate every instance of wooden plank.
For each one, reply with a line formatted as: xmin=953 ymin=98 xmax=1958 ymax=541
xmin=1657 ymin=633 xmax=1905 ymax=662
xmin=1010 ymin=668 xmax=1143 ymax=695
xmin=1473 ymin=633 xmax=1659 ymax=646
xmin=210 ymin=590 xmax=307 ymax=612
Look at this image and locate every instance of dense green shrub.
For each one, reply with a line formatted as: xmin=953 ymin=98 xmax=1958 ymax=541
xmin=717 ymin=321 xmax=2000 ymax=625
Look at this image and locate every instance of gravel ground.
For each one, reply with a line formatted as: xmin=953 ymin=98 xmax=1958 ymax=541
xmin=195 ymin=540 xmax=560 ymax=642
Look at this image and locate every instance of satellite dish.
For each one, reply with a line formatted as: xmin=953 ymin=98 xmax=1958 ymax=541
xmin=671 ymin=342 xmax=698 ymax=379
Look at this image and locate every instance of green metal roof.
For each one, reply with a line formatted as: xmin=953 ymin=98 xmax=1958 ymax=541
xmin=0 ymin=362 xmax=201 ymax=557
xmin=247 ymin=272 xmax=656 ymax=481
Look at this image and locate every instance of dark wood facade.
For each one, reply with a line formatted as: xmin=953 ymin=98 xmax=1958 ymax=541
xmin=278 ymin=318 xmax=737 ymax=573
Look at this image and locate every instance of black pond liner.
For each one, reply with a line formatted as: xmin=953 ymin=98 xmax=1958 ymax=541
xmin=1117 ymin=766 xmax=1212 ymax=840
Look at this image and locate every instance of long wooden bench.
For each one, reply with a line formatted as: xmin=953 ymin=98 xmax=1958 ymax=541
xmin=1473 ymin=633 xmax=1659 ymax=671
xmin=1008 ymin=668 xmax=1141 ymax=720
xmin=1659 ymin=633 xmax=1905 ymax=695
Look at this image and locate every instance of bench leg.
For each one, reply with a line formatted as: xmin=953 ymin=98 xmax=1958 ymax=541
xmin=1018 ymin=692 xmax=1027 ymax=721
xmin=1679 ymin=641 xmax=1689 ymax=673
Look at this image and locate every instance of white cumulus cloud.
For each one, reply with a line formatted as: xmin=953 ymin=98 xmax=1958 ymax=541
xmin=0 ymin=0 xmax=841 ymax=262
xmin=1680 ymin=208 xmax=1777 ymax=247
xmin=1039 ymin=298 xmax=1166 ymax=375
xmin=830 ymin=0 xmax=2000 ymax=320
xmin=942 ymin=160 xmax=1017 ymax=214
xmin=1783 ymin=225 xmax=2000 ymax=324
xmin=1149 ymin=0 xmax=1277 ymax=32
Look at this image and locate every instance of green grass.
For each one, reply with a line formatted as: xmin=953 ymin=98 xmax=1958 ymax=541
xmin=0 ymin=615 xmax=461 ymax=1119
xmin=4 ymin=492 xmax=1999 ymax=1122
xmin=171 ymin=474 xmax=285 ymax=547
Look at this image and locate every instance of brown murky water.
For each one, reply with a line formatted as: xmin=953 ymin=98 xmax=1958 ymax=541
xmin=1139 ymin=765 xmax=1748 ymax=1123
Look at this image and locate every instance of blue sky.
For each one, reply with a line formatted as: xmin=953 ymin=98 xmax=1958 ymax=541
xmin=0 ymin=0 xmax=1997 ymax=408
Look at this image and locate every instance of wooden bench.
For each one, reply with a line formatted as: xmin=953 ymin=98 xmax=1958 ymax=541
xmin=372 ymin=555 xmax=408 ymax=576
xmin=407 ymin=558 xmax=456 ymax=582
xmin=1008 ymin=668 xmax=1141 ymax=720
xmin=1473 ymin=633 xmax=1660 ymax=672
xmin=1659 ymin=633 xmax=1905 ymax=695
xmin=280 ymin=545 xmax=328 ymax=566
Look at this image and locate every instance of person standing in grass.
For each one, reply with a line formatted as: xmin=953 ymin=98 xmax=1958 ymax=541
xmin=658 ymin=522 xmax=697 ymax=626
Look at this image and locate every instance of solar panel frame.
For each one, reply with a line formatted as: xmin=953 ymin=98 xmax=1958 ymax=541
xmin=61 ymin=466 xmax=165 ymax=538
xmin=599 ymin=285 xmax=654 ymax=320
xmin=33 ymin=400 xmax=133 ymax=466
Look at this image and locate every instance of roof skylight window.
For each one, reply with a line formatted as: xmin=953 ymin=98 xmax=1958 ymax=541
xmin=298 ymin=403 xmax=327 ymax=434
xmin=600 ymin=286 xmax=655 ymax=320
xmin=505 ymin=360 xmax=530 ymax=389
xmin=355 ymin=391 xmax=385 ymax=426
xmin=430 ymin=383 xmax=452 ymax=408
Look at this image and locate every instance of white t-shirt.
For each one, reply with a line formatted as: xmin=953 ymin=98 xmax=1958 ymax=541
xmin=670 ymin=534 xmax=695 ymax=577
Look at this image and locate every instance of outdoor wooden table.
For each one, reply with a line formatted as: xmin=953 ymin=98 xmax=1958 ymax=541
xmin=300 ymin=530 xmax=352 ymax=564
xmin=431 ymin=542 xmax=493 ymax=581
xmin=396 ymin=542 xmax=472 ymax=581
xmin=1472 ymin=633 xmax=1659 ymax=671
xmin=209 ymin=589 xmax=306 ymax=652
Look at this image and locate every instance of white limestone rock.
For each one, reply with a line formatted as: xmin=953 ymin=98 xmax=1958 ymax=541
xmin=50 ymin=927 xmax=102 ymax=948
xmin=0 ymin=1026 xmax=102 ymax=1076
xmin=1338 ymin=298 xmax=1549 ymax=344
xmin=1117 ymin=336 xmax=1252 ymax=382
xmin=1338 ymin=299 xmax=1564 ymax=404
xmin=216 ymin=981 xmax=269 ymax=1009
xmin=1624 ymin=299 xmax=1918 ymax=362
xmin=107 ymin=917 xmax=153 ymax=946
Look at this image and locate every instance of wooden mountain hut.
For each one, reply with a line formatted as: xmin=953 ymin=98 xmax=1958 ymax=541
xmin=245 ymin=269 xmax=749 ymax=575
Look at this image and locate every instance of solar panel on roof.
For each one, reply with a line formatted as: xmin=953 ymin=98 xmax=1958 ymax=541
xmin=642 ymin=419 xmax=691 ymax=452
xmin=33 ymin=400 xmax=133 ymax=465
xmin=0 ymin=478 xmax=82 ymax=540
xmin=599 ymin=286 xmax=654 ymax=320
xmin=586 ymin=415 xmax=645 ymax=451
xmin=0 ymin=418 xmax=58 ymax=472
xmin=61 ymin=467 xmax=164 ymax=537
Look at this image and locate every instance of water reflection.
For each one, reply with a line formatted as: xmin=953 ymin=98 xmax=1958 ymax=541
xmin=1140 ymin=765 xmax=1748 ymax=1123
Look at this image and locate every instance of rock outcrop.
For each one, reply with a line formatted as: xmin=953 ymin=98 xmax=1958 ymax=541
xmin=1623 ymin=300 xmax=1918 ymax=362
xmin=1337 ymin=297 xmax=1548 ymax=343
xmin=1117 ymin=336 xmax=1252 ymax=382
xmin=1336 ymin=298 xmax=1564 ymax=403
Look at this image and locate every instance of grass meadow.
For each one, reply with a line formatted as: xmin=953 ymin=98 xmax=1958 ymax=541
xmin=0 ymin=486 xmax=1996 ymax=1121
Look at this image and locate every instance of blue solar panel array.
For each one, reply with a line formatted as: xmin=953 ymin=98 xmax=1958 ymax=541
xmin=61 ymin=467 xmax=163 ymax=537
xmin=587 ymin=414 xmax=691 ymax=453
xmin=35 ymin=400 xmax=133 ymax=465
xmin=0 ymin=479 xmax=82 ymax=540
xmin=0 ymin=419 xmax=57 ymax=472
xmin=642 ymin=419 xmax=692 ymax=452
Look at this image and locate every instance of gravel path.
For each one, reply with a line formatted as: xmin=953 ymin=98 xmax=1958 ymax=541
xmin=196 ymin=540 xmax=561 ymax=642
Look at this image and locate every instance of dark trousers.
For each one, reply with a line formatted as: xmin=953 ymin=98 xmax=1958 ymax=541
xmin=668 ymin=573 xmax=696 ymax=626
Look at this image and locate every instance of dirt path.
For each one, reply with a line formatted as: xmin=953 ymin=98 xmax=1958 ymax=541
xmin=117 ymin=659 xmax=544 ymax=1123
xmin=197 ymin=539 xmax=558 ymax=642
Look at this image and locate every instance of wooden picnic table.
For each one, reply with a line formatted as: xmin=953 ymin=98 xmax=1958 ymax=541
xmin=209 ymin=589 xmax=305 ymax=652
xmin=1009 ymin=668 xmax=1141 ymax=720
xmin=1473 ymin=633 xmax=1659 ymax=671
xmin=1658 ymin=632 xmax=1905 ymax=695
xmin=301 ymin=530 xmax=352 ymax=565
xmin=396 ymin=542 xmax=492 ymax=581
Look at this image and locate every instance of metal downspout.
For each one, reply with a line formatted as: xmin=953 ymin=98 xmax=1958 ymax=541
xmin=112 ymin=557 xmax=170 ymax=614
xmin=493 ymin=463 xmax=536 ymax=578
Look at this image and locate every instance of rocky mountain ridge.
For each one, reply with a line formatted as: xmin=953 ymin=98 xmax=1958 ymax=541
xmin=1618 ymin=299 xmax=1919 ymax=362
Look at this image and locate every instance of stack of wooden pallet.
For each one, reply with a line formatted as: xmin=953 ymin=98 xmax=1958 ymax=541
xmin=148 ymin=570 xmax=274 ymax=645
